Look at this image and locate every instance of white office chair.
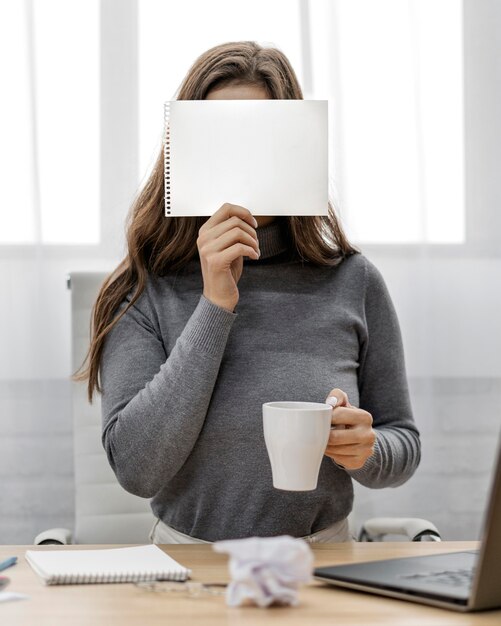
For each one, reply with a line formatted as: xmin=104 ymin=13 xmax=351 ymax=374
xmin=35 ymin=272 xmax=155 ymax=545
xmin=357 ymin=517 xmax=440 ymax=542
xmin=34 ymin=272 xmax=440 ymax=545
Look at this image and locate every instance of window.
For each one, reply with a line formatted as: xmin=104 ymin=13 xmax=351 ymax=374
xmin=319 ymin=0 xmax=465 ymax=244
xmin=0 ymin=0 xmax=99 ymax=244
xmin=139 ymin=0 xmax=464 ymax=245
xmin=1 ymin=0 xmax=463 ymax=246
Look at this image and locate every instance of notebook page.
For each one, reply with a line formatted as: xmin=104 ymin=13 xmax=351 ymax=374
xmin=25 ymin=545 xmax=191 ymax=584
xmin=164 ymin=99 xmax=328 ymax=217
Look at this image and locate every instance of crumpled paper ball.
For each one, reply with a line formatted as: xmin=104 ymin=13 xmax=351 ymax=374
xmin=213 ymin=535 xmax=314 ymax=608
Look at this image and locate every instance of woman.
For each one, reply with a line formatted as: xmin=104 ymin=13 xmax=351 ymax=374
xmin=76 ymin=41 xmax=420 ymax=544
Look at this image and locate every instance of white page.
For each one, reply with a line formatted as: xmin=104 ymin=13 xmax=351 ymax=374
xmin=25 ymin=545 xmax=190 ymax=580
xmin=164 ymin=100 xmax=328 ymax=217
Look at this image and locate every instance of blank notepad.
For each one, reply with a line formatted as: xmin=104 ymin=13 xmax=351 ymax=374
xmin=164 ymin=99 xmax=328 ymax=217
xmin=25 ymin=545 xmax=191 ymax=585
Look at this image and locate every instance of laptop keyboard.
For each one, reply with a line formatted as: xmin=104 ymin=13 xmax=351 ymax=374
xmin=401 ymin=568 xmax=475 ymax=588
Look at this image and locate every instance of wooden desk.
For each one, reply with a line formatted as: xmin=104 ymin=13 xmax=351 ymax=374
xmin=1 ymin=542 xmax=498 ymax=625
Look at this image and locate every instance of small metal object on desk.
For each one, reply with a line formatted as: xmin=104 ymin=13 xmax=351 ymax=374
xmin=134 ymin=580 xmax=227 ymax=598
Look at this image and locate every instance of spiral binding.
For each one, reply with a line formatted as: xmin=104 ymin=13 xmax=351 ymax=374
xmin=48 ymin=568 xmax=186 ymax=585
xmin=164 ymin=101 xmax=172 ymax=216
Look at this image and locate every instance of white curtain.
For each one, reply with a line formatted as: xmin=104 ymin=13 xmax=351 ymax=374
xmin=0 ymin=0 xmax=131 ymax=543
xmin=331 ymin=0 xmax=501 ymax=539
xmin=1 ymin=0 xmax=499 ymax=543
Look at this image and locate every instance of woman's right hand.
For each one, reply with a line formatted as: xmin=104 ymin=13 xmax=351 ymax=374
xmin=197 ymin=203 xmax=260 ymax=312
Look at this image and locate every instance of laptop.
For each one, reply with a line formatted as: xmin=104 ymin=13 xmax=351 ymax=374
xmin=314 ymin=436 xmax=501 ymax=612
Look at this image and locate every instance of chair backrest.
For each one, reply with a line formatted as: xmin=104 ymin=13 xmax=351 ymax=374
xmin=69 ymin=272 xmax=155 ymax=543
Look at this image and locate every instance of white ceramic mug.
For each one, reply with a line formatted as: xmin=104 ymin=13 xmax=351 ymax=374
xmin=262 ymin=401 xmax=332 ymax=491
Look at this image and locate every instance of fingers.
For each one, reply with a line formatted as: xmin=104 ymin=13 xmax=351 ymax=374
xmin=327 ymin=426 xmax=376 ymax=448
xmin=207 ymin=215 xmax=259 ymax=249
xmin=325 ymin=388 xmax=351 ymax=409
xmin=218 ymin=242 xmax=260 ymax=266
xmin=326 ymin=433 xmax=376 ymax=456
xmin=200 ymin=203 xmax=258 ymax=233
xmin=197 ymin=203 xmax=260 ymax=266
xmin=325 ymin=450 xmax=374 ymax=471
xmin=197 ymin=204 xmax=260 ymax=262
xmin=330 ymin=406 xmax=373 ymax=429
xmin=323 ymin=391 xmax=376 ymax=469
xmin=204 ymin=226 xmax=259 ymax=257
xmin=325 ymin=446 xmax=374 ymax=458
xmin=325 ymin=428 xmax=376 ymax=471
xmin=327 ymin=407 xmax=375 ymax=448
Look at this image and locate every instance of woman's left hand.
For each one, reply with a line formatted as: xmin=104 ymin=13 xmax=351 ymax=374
xmin=324 ymin=388 xmax=376 ymax=470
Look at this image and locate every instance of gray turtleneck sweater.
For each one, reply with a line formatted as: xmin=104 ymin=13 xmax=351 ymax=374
xmin=100 ymin=218 xmax=420 ymax=541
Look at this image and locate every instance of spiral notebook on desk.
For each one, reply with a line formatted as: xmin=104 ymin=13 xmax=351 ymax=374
xmin=25 ymin=545 xmax=191 ymax=585
xmin=163 ymin=99 xmax=328 ymax=217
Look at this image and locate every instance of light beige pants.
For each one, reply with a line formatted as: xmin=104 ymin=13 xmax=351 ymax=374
xmin=149 ymin=517 xmax=354 ymax=544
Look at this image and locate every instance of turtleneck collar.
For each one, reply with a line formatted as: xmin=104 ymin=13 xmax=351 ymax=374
xmin=244 ymin=217 xmax=291 ymax=261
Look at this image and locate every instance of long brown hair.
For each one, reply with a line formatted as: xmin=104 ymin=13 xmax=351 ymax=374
xmin=75 ymin=40 xmax=359 ymax=402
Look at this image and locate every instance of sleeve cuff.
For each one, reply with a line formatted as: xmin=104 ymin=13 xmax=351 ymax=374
xmin=183 ymin=294 xmax=238 ymax=355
